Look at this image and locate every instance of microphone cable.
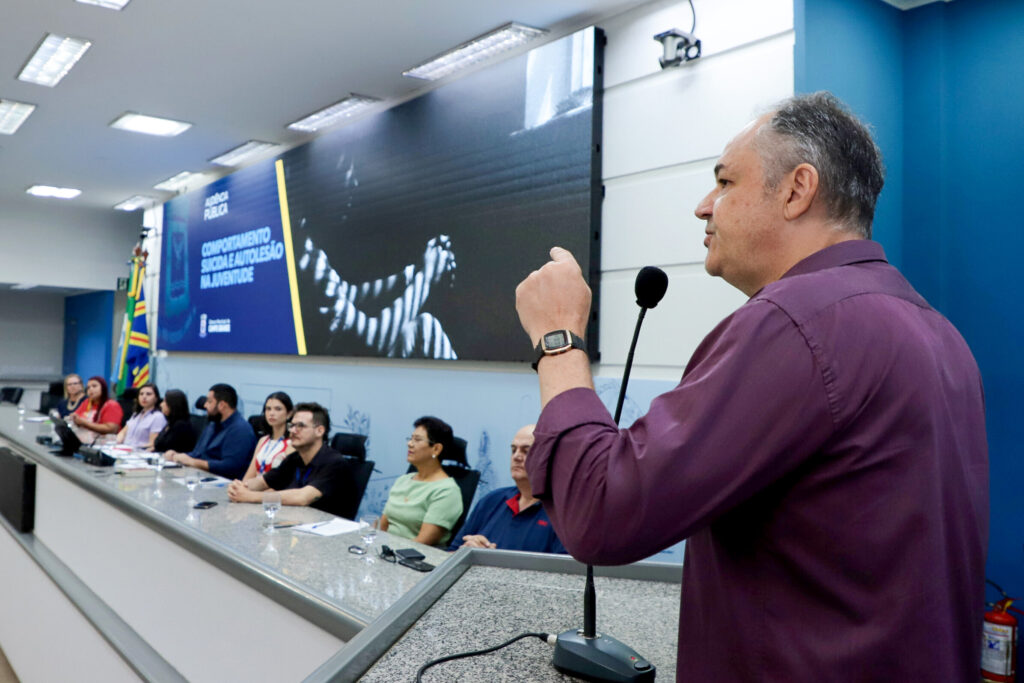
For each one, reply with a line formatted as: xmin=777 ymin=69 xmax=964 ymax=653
xmin=414 ymin=631 xmax=557 ymax=682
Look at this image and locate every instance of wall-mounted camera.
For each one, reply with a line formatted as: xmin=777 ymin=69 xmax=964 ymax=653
xmin=654 ymin=28 xmax=701 ymax=68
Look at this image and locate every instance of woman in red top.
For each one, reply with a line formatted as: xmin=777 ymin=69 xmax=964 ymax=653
xmin=72 ymin=376 xmax=123 ymax=440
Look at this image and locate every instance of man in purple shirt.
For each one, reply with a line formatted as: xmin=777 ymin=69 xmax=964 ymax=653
xmin=515 ymin=92 xmax=988 ymax=681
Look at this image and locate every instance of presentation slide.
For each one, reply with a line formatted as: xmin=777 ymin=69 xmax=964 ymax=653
xmin=159 ymin=161 xmax=299 ymax=354
xmin=159 ymin=27 xmax=603 ymax=363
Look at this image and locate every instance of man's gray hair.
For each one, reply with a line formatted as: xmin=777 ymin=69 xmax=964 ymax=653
xmin=755 ymin=92 xmax=884 ymax=238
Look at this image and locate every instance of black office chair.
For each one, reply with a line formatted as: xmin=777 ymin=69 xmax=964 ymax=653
xmin=330 ymin=432 xmax=368 ymax=461
xmin=0 ymin=387 xmax=24 ymax=405
xmin=405 ymin=436 xmax=479 ymax=540
xmin=339 ymin=459 xmax=375 ymax=521
xmin=189 ymin=413 xmax=208 ymax=436
xmin=40 ymin=381 xmax=63 ymax=412
xmin=117 ymin=387 xmax=138 ymax=426
xmin=248 ymin=414 xmax=267 ymax=438
xmin=443 ymin=463 xmax=481 ymax=542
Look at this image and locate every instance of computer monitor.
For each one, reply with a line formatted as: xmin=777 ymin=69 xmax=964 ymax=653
xmin=51 ymin=420 xmax=82 ymax=457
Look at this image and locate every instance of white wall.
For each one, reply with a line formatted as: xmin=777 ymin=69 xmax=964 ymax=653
xmin=597 ymin=0 xmax=793 ymax=379
xmin=0 ymin=200 xmax=140 ymax=291
xmin=0 ymin=290 xmax=65 ymax=380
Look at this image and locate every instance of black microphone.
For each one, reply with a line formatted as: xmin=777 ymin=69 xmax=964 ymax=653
xmin=634 ymin=265 xmax=669 ymax=310
xmin=552 ymin=266 xmax=667 ymax=683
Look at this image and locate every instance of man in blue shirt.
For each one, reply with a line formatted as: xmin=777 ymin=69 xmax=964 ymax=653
xmin=449 ymin=424 xmax=565 ymax=553
xmin=167 ymin=383 xmax=254 ymax=480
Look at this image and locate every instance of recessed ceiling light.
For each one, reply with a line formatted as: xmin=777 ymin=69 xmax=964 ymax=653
xmin=27 ymin=185 xmax=81 ymax=199
xmin=210 ymin=140 xmax=281 ymax=167
xmin=0 ymin=99 xmax=36 ymax=135
xmin=76 ymin=0 xmax=132 ymax=9
xmin=286 ymin=95 xmax=381 ymax=133
xmin=18 ymin=34 xmax=92 ymax=87
xmin=11 ymin=284 xmax=38 ymax=291
xmin=154 ymin=171 xmax=202 ymax=192
xmin=114 ymin=195 xmax=157 ymax=211
xmin=403 ymin=23 xmax=548 ymax=81
xmin=110 ymin=112 xmax=192 ymax=137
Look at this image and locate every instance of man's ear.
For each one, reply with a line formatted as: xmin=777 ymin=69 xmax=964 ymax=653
xmin=783 ymin=162 xmax=819 ymax=220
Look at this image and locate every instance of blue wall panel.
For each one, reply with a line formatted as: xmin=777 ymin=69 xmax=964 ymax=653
xmin=903 ymin=0 xmax=1024 ymax=602
xmin=795 ymin=0 xmax=904 ymax=267
xmin=63 ymin=291 xmax=114 ymax=381
xmin=801 ymin=0 xmax=1024 ymax=604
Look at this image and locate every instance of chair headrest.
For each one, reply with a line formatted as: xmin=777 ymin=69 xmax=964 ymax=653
xmin=441 ymin=436 xmax=468 ymax=466
xmin=331 ymin=432 xmax=368 ymax=460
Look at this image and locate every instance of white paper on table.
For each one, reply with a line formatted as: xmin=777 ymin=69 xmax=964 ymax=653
xmin=292 ymin=518 xmax=361 ymax=536
xmin=24 ymin=416 xmax=49 ymax=423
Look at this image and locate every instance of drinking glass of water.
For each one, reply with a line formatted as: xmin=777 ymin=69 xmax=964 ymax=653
xmin=358 ymin=513 xmax=380 ymax=563
xmin=184 ymin=469 xmax=200 ymax=501
xmin=263 ymin=491 xmax=282 ymax=532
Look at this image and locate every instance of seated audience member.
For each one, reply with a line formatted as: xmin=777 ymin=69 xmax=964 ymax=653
xmin=117 ymin=383 xmax=167 ymax=450
xmin=380 ymin=416 xmax=463 ymax=547
xmin=227 ymin=402 xmax=360 ymax=518
xmin=241 ymin=391 xmax=294 ymax=481
xmin=153 ymin=389 xmax=198 ymax=453
xmin=166 ymin=383 xmax=255 ymax=480
xmin=116 ymin=387 xmax=138 ymax=427
xmin=71 ymin=376 xmax=124 ymax=440
xmin=449 ymin=424 xmax=566 ymax=553
xmin=56 ymin=373 xmax=85 ymax=417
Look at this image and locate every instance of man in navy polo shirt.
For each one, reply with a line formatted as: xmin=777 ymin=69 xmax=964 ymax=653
xmin=166 ymin=383 xmax=254 ymax=481
xmin=449 ymin=424 xmax=565 ymax=553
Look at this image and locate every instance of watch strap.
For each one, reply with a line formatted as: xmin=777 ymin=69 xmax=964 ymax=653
xmin=532 ymin=330 xmax=586 ymax=371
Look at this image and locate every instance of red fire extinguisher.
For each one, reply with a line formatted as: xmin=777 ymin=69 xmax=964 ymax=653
xmin=982 ymin=581 xmax=1023 ymax=683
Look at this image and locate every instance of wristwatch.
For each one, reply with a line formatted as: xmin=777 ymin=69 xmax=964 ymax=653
xmin=532 ymin=329 xmax=586 ymax=371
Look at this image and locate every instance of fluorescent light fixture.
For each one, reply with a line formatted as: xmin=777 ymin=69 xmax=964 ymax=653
xmin=0 ymin=99 xmax=36 ymax=135
xmin=210 ymin=140 xmax=280 ymax=167
xmin=18 ymin=34 xmax=92 ymax=87
xmin=10 ymin=284 xmax=38 ymax=291
xmin=403 ymin=22 xmax=548 ymax=81
xmin=26 ymin=185 xmax=82 ymax=199
xmin=76 ymin=0 xmax=131 ymax=9
xmin=286 ymin=95 xmax=381 ymax=133
xmin=110 ymin=112 xmax=192 ymax=137
xmin=154 ymin=171 xmax=202 ymax=192
xmin=114 ymin=195 xmax=156 ymax=211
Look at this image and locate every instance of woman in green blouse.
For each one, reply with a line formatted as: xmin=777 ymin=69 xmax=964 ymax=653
xmin=380 ymin=416 xmax=463 ymax=547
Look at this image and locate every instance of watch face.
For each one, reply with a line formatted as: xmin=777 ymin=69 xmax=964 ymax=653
xmin=543 ymin=330 xmax=570 ymax=350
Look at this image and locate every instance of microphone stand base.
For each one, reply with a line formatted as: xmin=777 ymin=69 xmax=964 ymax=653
xmin=552 ymin=628 xmax=656 ymax=682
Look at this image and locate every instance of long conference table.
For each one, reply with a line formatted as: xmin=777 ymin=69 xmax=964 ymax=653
xmin=0 ymin=406 xmax=681 ymax=681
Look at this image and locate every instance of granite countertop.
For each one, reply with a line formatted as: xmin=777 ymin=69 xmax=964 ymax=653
xmin=360 ymin=565 xmax=681 ymax=682
xmin=0 ymin=409 xmax=450 ymax=632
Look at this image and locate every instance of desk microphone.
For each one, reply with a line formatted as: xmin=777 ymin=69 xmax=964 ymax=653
xmin=552 ymin=266 xmax=667 ymax=682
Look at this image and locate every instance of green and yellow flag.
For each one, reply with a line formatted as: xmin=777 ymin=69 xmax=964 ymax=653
xmin=114 ymin=256 xmax=151 ymax=395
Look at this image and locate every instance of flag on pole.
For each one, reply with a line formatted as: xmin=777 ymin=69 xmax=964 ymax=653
xmin=115 ymin=255 xmax=151 ymax=394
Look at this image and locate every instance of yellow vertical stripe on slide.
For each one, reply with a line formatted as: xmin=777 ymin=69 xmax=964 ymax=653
xmin=275 ymin=159 xmax=307 ymax=355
